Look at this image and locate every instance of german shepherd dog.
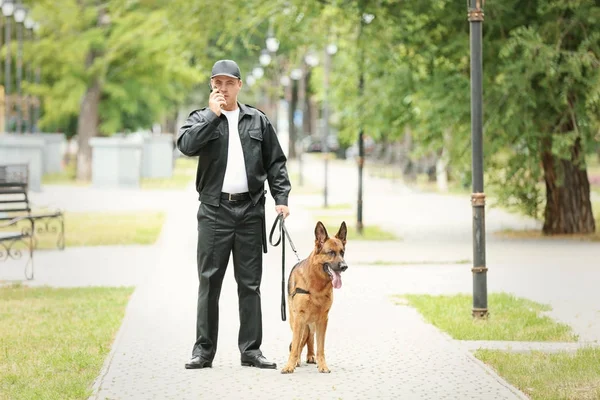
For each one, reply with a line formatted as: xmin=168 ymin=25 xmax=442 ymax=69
xmin=281 ymin=221 xmax=348 ymax=374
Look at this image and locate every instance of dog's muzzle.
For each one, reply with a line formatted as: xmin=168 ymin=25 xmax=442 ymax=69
xmin=323 ymin=262 xmax=347 ymax=289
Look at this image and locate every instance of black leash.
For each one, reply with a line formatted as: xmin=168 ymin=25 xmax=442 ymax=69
xmin=269 ymin=213 xmax=300 ymax=321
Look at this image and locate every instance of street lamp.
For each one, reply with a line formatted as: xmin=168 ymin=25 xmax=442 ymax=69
xmin=252 ymin=66 xmax=264 ymax=79
xmin=304 ymin=51 xmax=319 ymax=69
xmin=303 ymin=50 xmax=318 ymax=144
xmin=290 ymin=67 xmax=303 ymax=186
xmin=467 ymin=0 xmax=488 ymax=319
xmin=24 ymin=16 xmax=33 ymax=134
xmin=322 ymin=42 xmax=337 ymax=208
xmin=265 ymin=28 xmax=280 ymax=132
xmin=356 ymin=12 xmax=374 ymax=235
xmin=266 ymin=36 xmax=279 ymax=53
xmin=32 ymin=21 xmax=40 ymax=133
xmin=259 ymin=49 xmax=271 ymax=67
xmin=2 ymin=0 xmax=14 ymax=133
xmin=13 ymin=2 xmax=26 ymax=134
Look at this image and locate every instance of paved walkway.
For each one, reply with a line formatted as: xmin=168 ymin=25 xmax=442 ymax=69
xmin=3 ymin=154 xmax=599 ymax=399
xmin=295 ymin=155 xmax=600 ymax=344
xmin=88 ymin=184 xmax=528 ymax=400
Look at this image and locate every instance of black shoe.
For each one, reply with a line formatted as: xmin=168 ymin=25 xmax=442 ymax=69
xmin=241 ymin=354 xmax=277 ymax=369
xmin=185 ymin=356 xmax=212 ymax=369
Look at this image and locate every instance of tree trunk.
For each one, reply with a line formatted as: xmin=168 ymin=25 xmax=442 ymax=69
xmin=76 ymin=79 xmax=101 ymax=182
xmin=541 ymin=135 xmax=596 ymax=234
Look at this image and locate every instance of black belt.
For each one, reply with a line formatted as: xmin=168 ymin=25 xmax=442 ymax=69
xmin=220 ymin=192 xmax=250 ymax=201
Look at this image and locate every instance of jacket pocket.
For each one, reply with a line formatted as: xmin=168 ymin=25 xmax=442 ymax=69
xmin=248 ymin=129 xmax=263 ymax=141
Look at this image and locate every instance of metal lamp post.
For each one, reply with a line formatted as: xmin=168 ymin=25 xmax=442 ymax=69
xmin=24 ymin=15 xmax=33 ymax=134
xmin=258 ymin=49 xmax=271 ymax=116
xmin=290 ymin=67 xmax=303 ymax=185
xmin=0 ymin=0 xmax=4 ymax=133
xmin=265 ymin=32 xmax=280 ymax=132
xmin=467 ymin=0 xmax=488 ymax=319
xmin=2 ymin=0 xmax=14 ymax=133
xmin=356 ymin=13 xmax=374 ymax=235
xmin=304 ymin=51 xmax=319 ymax=147
xmin=322 ymin=42 xmax=337 ymax=208
xmin=13 ymin=2 xmax=25 ymax=134
xmin=32 ymin=21 xmax=39 ymax=133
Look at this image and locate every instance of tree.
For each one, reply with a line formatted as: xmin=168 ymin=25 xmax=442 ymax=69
xmin=29 ymin=0 xmax=202 ymax=180
xmin=489 ymin=0 xmax=599 ymax=234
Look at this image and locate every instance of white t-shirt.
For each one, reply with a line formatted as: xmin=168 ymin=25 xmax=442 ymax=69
xmin=221 ymin=108 xmax=249 ymax=194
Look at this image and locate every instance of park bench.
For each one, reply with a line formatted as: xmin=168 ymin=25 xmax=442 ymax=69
xmin=0 ymin=215 xmax=34 ymax=280
xmin=0 ymin=164 xmax=65 ymax=279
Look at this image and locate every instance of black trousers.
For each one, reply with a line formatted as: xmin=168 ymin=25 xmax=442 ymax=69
xmin=192 ymin=197 xmax=265 ymax=360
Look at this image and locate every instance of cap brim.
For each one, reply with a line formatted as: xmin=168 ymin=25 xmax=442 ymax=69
xmin=210 ymin=73 xmax=240 ymax=79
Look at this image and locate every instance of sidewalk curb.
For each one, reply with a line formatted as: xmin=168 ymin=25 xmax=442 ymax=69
xmin=87 ymin=192 xmax=179 ymax=399
xmin=462 ymin=348 xmax=530 ymax=400
xmin=435 ymin=330 xmax=530 ymax=400
xmin=87 ymin=286 xmax=140 ymax=400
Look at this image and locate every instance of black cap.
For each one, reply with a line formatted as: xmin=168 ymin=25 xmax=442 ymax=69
xmin=210 ymin=60 xmax=241 ymax=80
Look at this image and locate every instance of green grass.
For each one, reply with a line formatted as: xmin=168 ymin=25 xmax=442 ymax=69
xmin=307 ymin=203 xmax=353 ymax=211
xmin=2 ymin=211 xmax=166 ymax=249
xmin=49 ymin=211 xmax=165 ymax=248
xmin=42 ymin=155 xmax=196 ymax=189
xmin=140 ymin=156 xmax=197 ymax=190
xmin=366 ymin=164 xmax=470 ymax=196
xmin=476 ymin=347 xmax=600 ymax=400
xmin=397 ymin=292 xmax=577 ymax=341
xmin=363 ymin=259 xmax=471 ymax=266
xmin=412 ymin=173 xmax=471 ymax=196
xmin=0 ymin=284 xmax=134 ymax=400
xmin=288 ymin=171 xmax=321 ymax=195
xmin=313 ymin=216 xmax=400 ymax=241
xmin=41 ymin=158 xmax=89 ymax=186
xmin=495 ymin=200 xmax=600 ymax=242
xmin=367 ymin=165 xmax=404 ymax=181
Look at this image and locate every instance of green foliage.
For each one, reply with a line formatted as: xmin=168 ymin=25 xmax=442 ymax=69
xmin=485 ymin=0 xmax=600 ymax=218
xmin=28 ymin=0 xmax=203 ymax=135
xmin=19 ymin=0 xmax=600 ymax=226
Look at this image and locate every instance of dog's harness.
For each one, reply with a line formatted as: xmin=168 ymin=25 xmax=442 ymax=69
xmin=291 ymin=287 xmax=310 ymax=298
xmin=269 ymin=213 xmax=300 ymax=321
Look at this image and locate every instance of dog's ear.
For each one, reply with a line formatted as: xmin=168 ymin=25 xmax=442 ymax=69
xmin=314 ymin=221 xmax=329 ymax=251
xmin=335 ymin=221 xmax=347 ymax=246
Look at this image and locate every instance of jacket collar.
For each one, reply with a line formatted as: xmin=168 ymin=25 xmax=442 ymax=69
xmin=238 ymin=102 xmax=254 ymax=119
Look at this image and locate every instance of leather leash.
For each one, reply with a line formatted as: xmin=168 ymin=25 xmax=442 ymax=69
xmin=269 ymin=213 xmax=300 ymax=321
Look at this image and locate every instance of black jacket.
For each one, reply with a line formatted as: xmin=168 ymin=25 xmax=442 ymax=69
xmin=177 ymin=103 xmax=291 ymax=207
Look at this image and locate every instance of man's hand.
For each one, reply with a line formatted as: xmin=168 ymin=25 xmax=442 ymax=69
xmin=209 ymin=88 xmax=226 ymax=116
xmin=275 ymin=205 xmax=290 ymax=219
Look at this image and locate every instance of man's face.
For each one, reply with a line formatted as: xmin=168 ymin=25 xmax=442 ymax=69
xmin=211 ymin=75 xmax=242 ymax=108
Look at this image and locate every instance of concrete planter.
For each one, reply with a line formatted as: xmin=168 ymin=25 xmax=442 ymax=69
xmin=0 ymin=134 xmax=45 ymax=191
xmin=28 ymin=133 xmax=67 ymax=174
xmin=142 ymin=134 xmax=174 ymax=178
xmin=89 ymin=136 xmax=143 ymax=188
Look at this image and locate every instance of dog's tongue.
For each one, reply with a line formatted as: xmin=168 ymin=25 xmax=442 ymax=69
xmin=331 ymin=270 xmax=342 ymax=289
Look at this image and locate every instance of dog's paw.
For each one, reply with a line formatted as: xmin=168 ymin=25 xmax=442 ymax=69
xmin=318 ymin=365 xmax=331 ymax=373
xmin=295 ymin=359 xmax=301 ymax=367
xmin=306 ymin=355 xmax=316 ymax=364
xmin=281 ymin=364 xmax=296 ymax=374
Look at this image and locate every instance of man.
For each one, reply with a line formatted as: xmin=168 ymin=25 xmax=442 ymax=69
xmin=177 ymin=59 xmax=291 ymax=370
